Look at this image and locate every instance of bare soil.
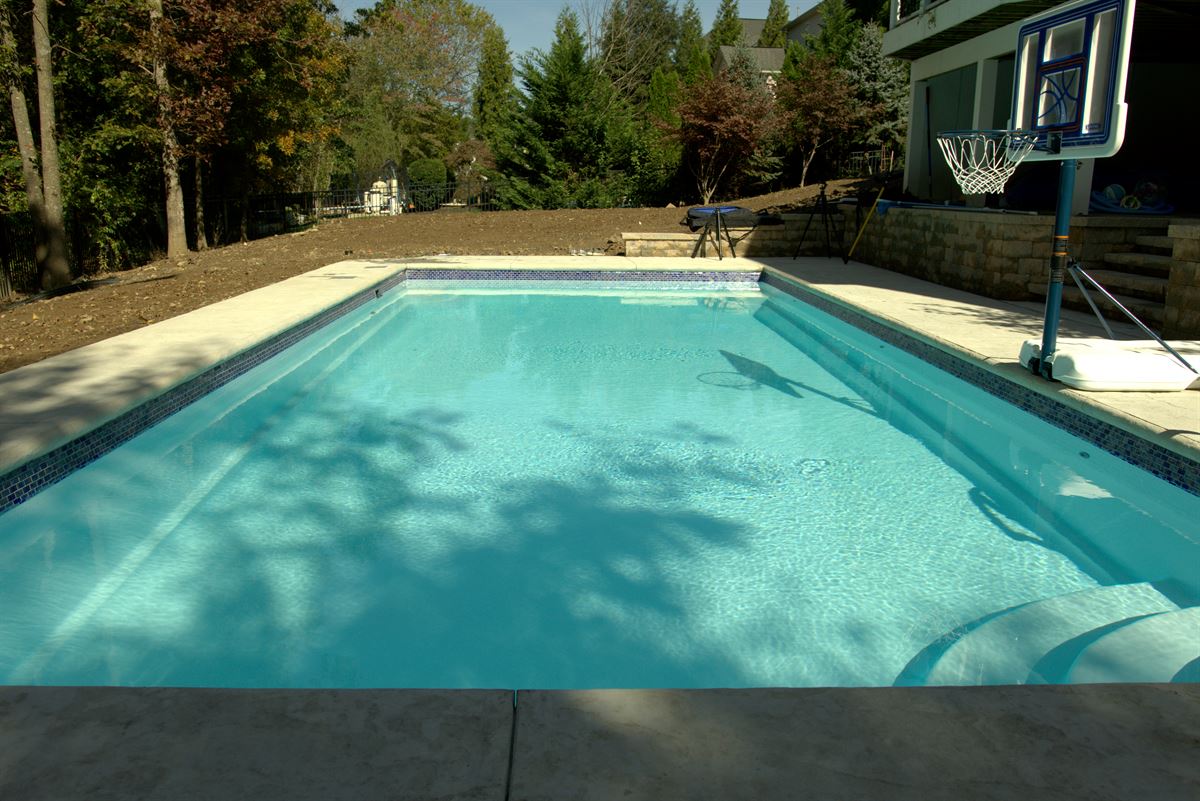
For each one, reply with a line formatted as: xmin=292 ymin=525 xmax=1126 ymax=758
xmin=0 ymin=182 xmax=858 ymax=374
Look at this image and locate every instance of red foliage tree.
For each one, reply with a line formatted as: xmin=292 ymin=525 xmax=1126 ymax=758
xmin=672 ymin=71 xmax=777 ymax=204
xmin=776 ymin=50 xmax=866 ymax=187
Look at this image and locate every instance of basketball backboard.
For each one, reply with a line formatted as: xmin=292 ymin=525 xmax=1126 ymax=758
xmin=1011 ymin=0 xmax=1137 ymax=161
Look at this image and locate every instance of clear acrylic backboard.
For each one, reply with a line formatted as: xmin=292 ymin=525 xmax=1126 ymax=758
xmin=1011 ymin=0 xmax=1137 ymax=162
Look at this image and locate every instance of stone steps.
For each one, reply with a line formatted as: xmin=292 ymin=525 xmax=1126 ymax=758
xmin=1133 ymin=235 xmax=1173 ymax=255
xmin=1100 ymin=251 xmax=1173 ymax=278
xmin=1077 ymin=268 xmax=1168 ymax=302
xmin=1029 ymin=282 xmax=1165 ymax=330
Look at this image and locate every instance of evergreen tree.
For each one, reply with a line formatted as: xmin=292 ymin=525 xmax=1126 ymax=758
xmin=757 ymin=0 xmax=789 ymax=48
xmin=847 ymin=0 xmax=889 ymax=24
xmin=707 ymin=0 xmax=742 ymax=63
xmin=505 ymin=8 xmax=633 ymax=207
xmin=474 ymin=24 xmax=516 ymax=144
xmin=675 ymin=0 xmax=711 ymax=85
xmin=809 ymin=0 xmax=859 ymax=68
xmin=845 ymin=22 xmax=909 ymax=151
xmin=782 ymin=39 xmax=805 ymax=82
xmin=522 ymin=10 xmax=600 ymax=169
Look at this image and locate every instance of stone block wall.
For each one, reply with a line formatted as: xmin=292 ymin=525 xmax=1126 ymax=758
xmin=624 ymin=213 xmax=845 ymax=258
xmin=836 ymin=206 xmax=1173 ymax=299
xmin=1166 ymin=223 xmax=1200 ymax=338
xmin=837 ymin=207 xmax=1054 ymax=298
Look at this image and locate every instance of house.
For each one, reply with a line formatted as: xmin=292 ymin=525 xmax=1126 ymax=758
xmin=710 ymin=6 xmax=825 ymax=81
xmin=882 ymin=0 xmax=1199 ymax=212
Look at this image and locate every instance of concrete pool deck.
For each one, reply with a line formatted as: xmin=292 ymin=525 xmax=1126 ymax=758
xmin=1 ymin=254 xmax=1198 ymax=799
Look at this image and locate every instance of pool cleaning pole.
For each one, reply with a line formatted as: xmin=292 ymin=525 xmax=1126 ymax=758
xmin=1036 ymin=158 xmax=1077 ymax=380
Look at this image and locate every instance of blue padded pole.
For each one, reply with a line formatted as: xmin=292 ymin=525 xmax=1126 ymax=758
xmin=1037 ymin=158 xmax=1077 ymax=379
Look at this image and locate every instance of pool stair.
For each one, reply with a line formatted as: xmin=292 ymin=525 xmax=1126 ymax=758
xmin=895 ymin=582 xmax=1196 ymax=686
xmin=1062 ymin=607 xmax=1200 ymax=684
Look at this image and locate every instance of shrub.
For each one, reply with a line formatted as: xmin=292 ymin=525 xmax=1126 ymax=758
xmin=408 ymin=157 xmax=447 ymax=185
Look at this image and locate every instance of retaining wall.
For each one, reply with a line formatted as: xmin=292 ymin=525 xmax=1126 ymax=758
xmin=1166 ymin=223 xmax=1200 ymax=338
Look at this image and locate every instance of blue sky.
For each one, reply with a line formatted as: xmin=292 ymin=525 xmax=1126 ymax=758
xmin=334 ymin=1 xmax=819 ymax=61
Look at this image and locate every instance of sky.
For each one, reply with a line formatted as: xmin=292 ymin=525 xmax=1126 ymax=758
xmin=334 ymin=0 xmax=820 ymax=61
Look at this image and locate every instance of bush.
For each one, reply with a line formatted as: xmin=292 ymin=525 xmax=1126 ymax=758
xmin=408 ymin=157 xmax=447 ymax=185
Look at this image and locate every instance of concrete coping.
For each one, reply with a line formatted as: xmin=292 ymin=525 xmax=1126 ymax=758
xmin=1 ymin=685 xmax=1197 ymax=801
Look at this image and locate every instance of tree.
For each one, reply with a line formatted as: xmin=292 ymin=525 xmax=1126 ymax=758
xmin=777 ymin=49 xmax=862 ymax=186
xmin=597 ymin=0 xmax=678 ymax=108
xmin=1 ymin=1 xmax=70 ymax=288
xmin=342 ymin=0 xmax=493 ymax=184
xmin=757 ymin=0 xmax=789 ymax=48
xmin=846 ymin=22 xmax=909 ymax=152
xmin=809 ymin=0 xmax=859 ymax=68
xmin=473 ymin=24 xmax=516 ymax=144
xmin=672 ymin=68 xmax=776 ymax=203
xmin=674 ymin=0 xmax=710 ymax=84
xmin=522 ymin=10 xmax=607 ymax=173
xmin=707 ymin=0 xmax=741 ymax=63
xmin=146 ymin=0 xmax=186 ymax=258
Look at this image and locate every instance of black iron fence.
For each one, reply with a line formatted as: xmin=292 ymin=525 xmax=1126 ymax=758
xmin=203 ymin=178 xmax=503 ymax=245
xmin=841 ymin=149 xmax=902 ymax=178
xmin=0 ymin=212 xmax=38 ymax=301
xmin=0 ymin=179 xmax=507 ymax=299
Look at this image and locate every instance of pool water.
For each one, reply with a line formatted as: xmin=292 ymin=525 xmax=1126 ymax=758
xmin=1 ymin=281 xmax=1196 ymax=688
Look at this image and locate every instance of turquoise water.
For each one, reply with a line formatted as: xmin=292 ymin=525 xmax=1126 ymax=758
xmin=1 ymin=281 xmax=1196 ymax=688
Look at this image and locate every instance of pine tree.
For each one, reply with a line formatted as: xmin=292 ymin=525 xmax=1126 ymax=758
xmin=782 ymin=39 xmax=805 ymax=82
xmin=707 ymin=0 xmax=742 ymax=64
xmin=845 ymin=22 xmax=909 ymax=150
xmin=675 ymin=0 xmax=711 ymax=85
xmin=809 ymin=0 xmax=859 ymax=69
xmin=474 ymin=24 xmax=516 ymax=144
xmin=757 ymin=0 xmax=789 ymax=48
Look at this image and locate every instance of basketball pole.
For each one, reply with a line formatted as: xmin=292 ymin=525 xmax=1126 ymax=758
xmin=1036 ymin=158 xmax=1077 ymax=379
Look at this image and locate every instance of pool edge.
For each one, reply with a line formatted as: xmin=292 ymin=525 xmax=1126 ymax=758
xmin=761 ymin=265 xmax=1200 ymax=496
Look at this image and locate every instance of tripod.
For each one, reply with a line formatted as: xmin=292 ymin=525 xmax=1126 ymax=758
xmin=793 ymin=183 xmax=838 ymax=259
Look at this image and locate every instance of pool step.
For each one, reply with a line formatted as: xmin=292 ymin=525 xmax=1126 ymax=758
xmin=1065 ymin=607 xmax=1200 ymax=684
xmin=901 ymin=583 xmax=1179 ymax=687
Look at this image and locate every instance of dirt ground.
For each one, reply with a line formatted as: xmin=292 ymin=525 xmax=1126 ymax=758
xmin=0 ymin=182 xmax=858 ymax=374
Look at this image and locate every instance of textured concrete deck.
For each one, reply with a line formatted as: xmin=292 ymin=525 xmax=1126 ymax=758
xmin=2 ymin=685 xmax=1197 ymax=800
xmin=1 ymin=254 xmax=1198 ymax=799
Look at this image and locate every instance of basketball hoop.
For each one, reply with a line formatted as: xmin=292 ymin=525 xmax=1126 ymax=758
xmin=936 ymin=129 xmax=1039 ymax=195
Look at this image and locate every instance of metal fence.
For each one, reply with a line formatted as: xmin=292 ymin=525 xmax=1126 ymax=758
xmin=203 ymin=178 xmax=503 ymax=245
xmin=842 ymin=149 xmax=902 ymax=178
xmin=0 ymin=213 xmax=38 ymax=301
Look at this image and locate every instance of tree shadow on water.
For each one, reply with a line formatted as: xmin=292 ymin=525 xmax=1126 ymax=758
xmin=18 ymin=406 xmax=780 ymax=690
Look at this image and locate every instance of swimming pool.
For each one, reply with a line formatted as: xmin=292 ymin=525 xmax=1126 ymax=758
xmin=1 ymin=277 xmax=1196 ymax=689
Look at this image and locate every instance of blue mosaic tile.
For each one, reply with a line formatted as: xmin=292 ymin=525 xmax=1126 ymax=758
xmin=762 ymin=271 xmax=1200 ymax=497
xmin=405 ymin=268 xmax=760 ymax=283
